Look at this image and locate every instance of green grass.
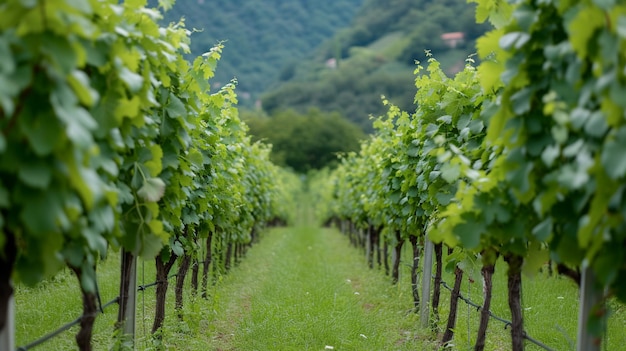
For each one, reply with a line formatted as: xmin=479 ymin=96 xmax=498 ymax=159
xmin=407 ymin=248 xmax=626 ymax=351
xmin=205 ymin=225 xmax=433 ymax=350
xmin=15 ymin=253 xmax=122 ymax=350
xmin=14 ymin=223 xmax=626 ymax=350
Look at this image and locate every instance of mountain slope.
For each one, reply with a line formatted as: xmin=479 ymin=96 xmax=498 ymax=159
xmin=154 ymin=0 xmax=364 ymax=104
xmin=260 ymin=0 xmax=491 ymax=131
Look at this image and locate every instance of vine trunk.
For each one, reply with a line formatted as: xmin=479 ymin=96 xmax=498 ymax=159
xmin=409 ymin=235 xmax=421 ymax=311
xmin=505 ymin=253 xmax=524 ymax=351
xmin=442 ymin=266 xmax=463 ymax=345
xmin=72 ymin=267 xmax=98 ymax=351
xmin=475 ymin=258 xmax=496 ymax=351
xmin=201 ymin=231 xmax=213 ymax=298
xmin=175 ymin=253 xmax=191 ymax=319
xmin=391 ymin=230 xmax=404 ymax=284
xmin=152 ymin=253 xmax=177 ymax=334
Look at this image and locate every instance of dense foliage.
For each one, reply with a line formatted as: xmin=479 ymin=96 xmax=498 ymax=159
xmin=244 ymin=109 xmax=365 ymax=173
xmin=313 ymin=0 xmax=626 ymax=349
xmin=0 ymin=0 xmax=298 ymax=348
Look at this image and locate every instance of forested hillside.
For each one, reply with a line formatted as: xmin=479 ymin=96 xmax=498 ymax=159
xmin=261 ymin=0 xmax=491 ymax=131
xmin=153 ymin=0 xmax=490 ymax=132
xmin=152 ymin=0 xmax=364 ymax=105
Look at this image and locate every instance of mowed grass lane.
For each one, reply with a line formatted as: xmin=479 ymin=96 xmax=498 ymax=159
xmin=206 ymin=226 xmax=430 ymax=351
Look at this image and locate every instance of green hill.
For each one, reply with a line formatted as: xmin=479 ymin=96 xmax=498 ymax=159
xmin=153 ymin=0 xmax=364 ymax=105
xmin=153 ymin=0 xmax=491 ymax=132
xmin=261 ymin=0 xmax=491 ymax=131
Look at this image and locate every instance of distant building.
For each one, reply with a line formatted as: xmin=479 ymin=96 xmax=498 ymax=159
xmin=325 ymin=58 xmax=337 ymax=69
xmin=440 ymin=32 xmax=465 ymax=49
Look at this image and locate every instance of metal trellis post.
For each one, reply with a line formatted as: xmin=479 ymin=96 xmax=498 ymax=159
xmin=120 ymin=252 xmax=137 ymax=341
xmin=0 ymin=288 xmax=14 ymax=351
xmin=576 ymin=264 xmax=602 ymax=351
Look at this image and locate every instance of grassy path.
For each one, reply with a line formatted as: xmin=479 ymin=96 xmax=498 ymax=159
xmin=16 ymin=215 xmax=626 ymax=349
xmin=205 ymin=226 xmax=429 ymax=351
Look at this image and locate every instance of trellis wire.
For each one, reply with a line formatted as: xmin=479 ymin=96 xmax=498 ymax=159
xmin=15 ymin=271 xmax=181 ymax=351
xmin=15 ymin=297 xmax=119 ymax=351
xmin=440 ymin=280 xmax=555 ymax=351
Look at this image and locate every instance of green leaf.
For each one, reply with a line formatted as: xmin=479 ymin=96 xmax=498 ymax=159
xmin=522 ymin=241 xmax=549 ymax=277
xmin=143 ymin=144 xmax=163 ymax=176
xmin=506 ymin=149 xmax=533 ymax=194
xmin=594 ymin=248 xmax=621 ymax=286
xmin=0 ymin=186 xmax=9 ymax=207
xmin=119 ymin=66 xmax=144 ymax=93
xmin=513 ymin=5 xmax=537 ymax=32
xmin=532 ymin=218 xmax=552 ymax=241
xmin=80 ymin=264 xmax=97 ymax=293
xmin=171 ymin=240 xmax=184 ymax=256
xmin=20 ymin=190 xmax=64 ymax=233
xmin=65 ymin=0 xmax=93 ymax=14
xmin=499 ymin=32 xmax=530 ymax=50
xmin=440 ymin=163 xmax=460 ymax=183
xmin=567 ymin=6 xmax=605 ymax=58
xmin=437 ymin=115 xmax=452 ymax=124
xmin=67 ymin=70 xmax=98 ymax=106
xmin=187 ymin=148 xmax=204 ymax=168
xmin=62 ymin=242 xmax=85 ymax=269
xmin=562 ymin=139 xmax=584 ymax=158
xmin=584 ymin=111 xmax=609 ymax=138
xmin=541 ymin=144 xmax=559 ymax=167
xmin=453 ymin=218 xmax=484 ymax=250
xmin=618 ymin=16 xmax=626 ymax=38
xmin=18 ymin=161 xmax=52 ymax=189
xmin=166 ymin=94 xmax=187 ymax=118
xmin=158 ymin=0 xmax=175 ymax=11
xmin=83 ymin=227 xmax=108 ymax=257
xmin=592 ymin=0 xmax=615 ymax=10
xmin=0 ymin=37 xmax=15 ymax=74
xmin=570 ymin=107 xmax=590 ymax=130
xmin=557 ymin=164 xmax=589 ymax=190
xmin=41 ymin=34 xmax=77 ymax=74
xmin=510 ymin=88 xmax=532 ymax=115
xmin=51 ymin=89 xmax=97 ymax=148
xmin=435 ymin=192 xmax=454 ymax=206
xmin=551 ymin=125 xmax=568 ymax=145
xmin=89 ymin=205 xmax=115 ymax=234
xmin=19 ymin=111 xmax=64 ymax=156
xmin=601 ymin=126 xmax=626 ymax=179
xmin=477 ymin=60 xmax=503 ymax=91
xmin=138 ymin=177 xmax=166 ymax=202
xmin=139 ymin=233 xmax=165 ymax=259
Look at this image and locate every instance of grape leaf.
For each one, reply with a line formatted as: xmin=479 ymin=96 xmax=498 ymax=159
xmin=138 ymin=177 xmax=166 ymax=202
xmin=601 ymin=126 xmax=626 ymax=179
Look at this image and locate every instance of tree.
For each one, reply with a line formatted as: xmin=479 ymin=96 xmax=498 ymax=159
xmin=244 ymin=109 xmax=365 ymax=172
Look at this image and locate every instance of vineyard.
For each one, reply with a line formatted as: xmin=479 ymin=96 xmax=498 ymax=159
xmin=3 ymin=0 xmax=626 ymax=350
